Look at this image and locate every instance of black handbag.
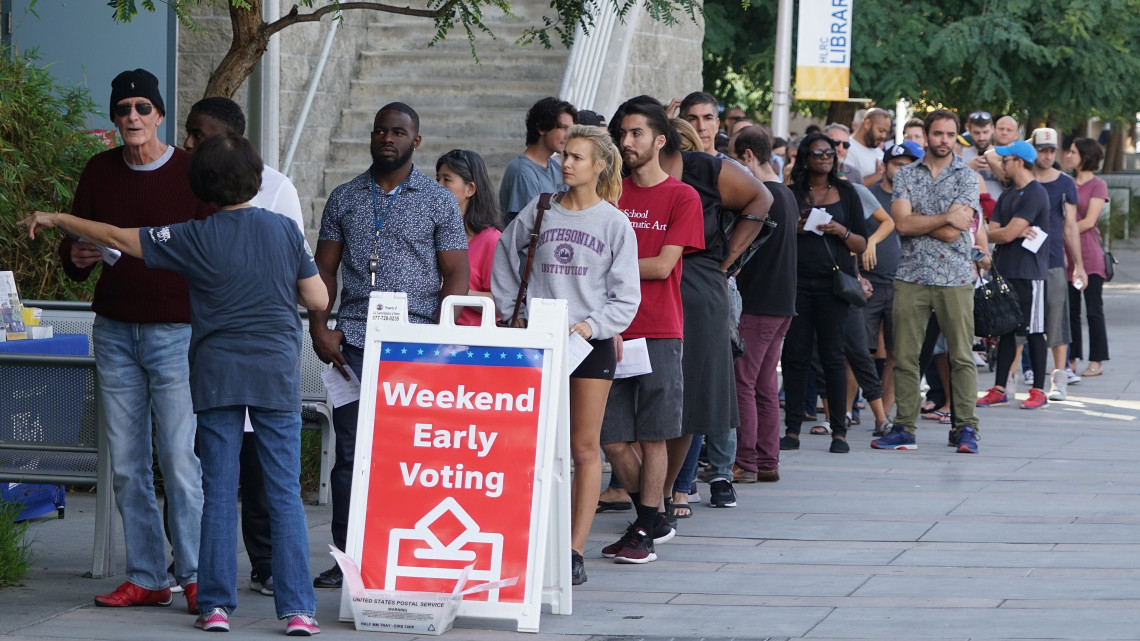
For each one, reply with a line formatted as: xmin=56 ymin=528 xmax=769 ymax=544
xmin=973 ymin=264 xmax=1021 ymax=338
xmin=1105 ymin=250 xmax=1116 ymax=282
xmin=823 ymin=235 xmax=867 ymax=307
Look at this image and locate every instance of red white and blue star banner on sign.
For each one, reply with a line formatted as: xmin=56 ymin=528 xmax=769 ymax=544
xmin=343 ymin=293 xmax=571 ymax=633
xmin=795 ymin=0 xmax=853 ymax=101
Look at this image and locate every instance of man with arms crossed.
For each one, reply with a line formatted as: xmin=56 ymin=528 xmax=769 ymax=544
xmin=871 ymin=109 xmax=982 ymax=454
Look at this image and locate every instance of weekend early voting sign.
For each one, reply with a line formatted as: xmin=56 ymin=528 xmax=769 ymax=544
xmin=342 ymin=293 xmax=571 ymax=633
xmin=795 ymin=0 xmax=853 ymax=101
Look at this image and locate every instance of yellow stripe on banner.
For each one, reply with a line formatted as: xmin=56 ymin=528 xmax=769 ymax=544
xmin=795 ymin=66 xmax=850 ymax=101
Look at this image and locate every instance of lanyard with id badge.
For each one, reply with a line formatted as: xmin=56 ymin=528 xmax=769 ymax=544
xmin=369 ymin=176 xmax=410 ymax=286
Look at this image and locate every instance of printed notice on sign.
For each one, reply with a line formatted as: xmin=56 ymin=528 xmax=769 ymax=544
xmin=357 ymin=342 xmax=546 ymax=605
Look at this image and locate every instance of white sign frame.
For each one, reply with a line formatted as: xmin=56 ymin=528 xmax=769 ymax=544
xmin=340 ymin=292 xmax=571 ymax=633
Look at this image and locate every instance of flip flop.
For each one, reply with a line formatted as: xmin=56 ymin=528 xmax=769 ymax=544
xmin=922 ymin=410 xmax=950 ymax=421
xmin=596 ymin=500 xmax=633 ymax=513
xmin=938 ymin=414 xmax=953 ymax=425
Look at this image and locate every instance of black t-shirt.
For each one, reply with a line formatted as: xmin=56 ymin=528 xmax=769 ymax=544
xmin=737 ymin=181 xmax=798 ymax=316
xmin=992 ymin=180 xmax=1049 ymax=280
xmin=679 ymin=151 xmax=730 ymax=263
xmin=793 ymin=182 xmax=866 ymax=279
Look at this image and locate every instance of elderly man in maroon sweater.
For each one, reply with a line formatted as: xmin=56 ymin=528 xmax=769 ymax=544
xmin=59 ymin=69 xmax=211 ymax=613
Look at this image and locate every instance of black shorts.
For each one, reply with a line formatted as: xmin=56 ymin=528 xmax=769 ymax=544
xmin=571 ymin=337 xmax=617 ymax=380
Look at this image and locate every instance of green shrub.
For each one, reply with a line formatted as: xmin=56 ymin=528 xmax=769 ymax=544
xmin=0 ymin=499 xmax=33 ymax=587
xmin=1 ymin=46 xmax=110 ymax=300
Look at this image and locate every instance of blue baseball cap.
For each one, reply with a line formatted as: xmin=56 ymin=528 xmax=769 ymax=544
xmin=885 ymin=140 xmax=924 ymax=161
xmin=995 ymin=140 xmax=1037 ymax=163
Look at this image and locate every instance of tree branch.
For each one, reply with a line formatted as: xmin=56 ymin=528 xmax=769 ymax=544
xmin=264 ymin=1 xmax=464 ymax=37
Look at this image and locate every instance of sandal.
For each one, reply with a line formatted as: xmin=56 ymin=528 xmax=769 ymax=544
xmin=1081 ymin=364 xmax=1103 ymax=377
xmin=922 ymin=410 xmax=950 ymax=421
xmin=809 ymin=424 xmax=831 ymax=435
xmin=938 ymin=413 xmax=953 ymax=425
xmin=672 ymin=502 xmax=692 ymax=518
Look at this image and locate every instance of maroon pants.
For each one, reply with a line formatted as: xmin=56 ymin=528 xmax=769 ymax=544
xmin=734 ymin=314 xmax=791 ymax=472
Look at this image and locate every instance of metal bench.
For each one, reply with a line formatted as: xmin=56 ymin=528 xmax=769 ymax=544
xmin=0 ymin=353 xmax=114 ymax=578
xmin=23 ymin=301 xmax=335 ymax=505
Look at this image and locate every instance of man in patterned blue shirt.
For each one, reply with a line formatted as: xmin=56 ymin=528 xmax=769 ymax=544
xmin=872 ymin=109 xmax=982 ymax=454
xmin=309 ymin=102 xmax=469 ymax=587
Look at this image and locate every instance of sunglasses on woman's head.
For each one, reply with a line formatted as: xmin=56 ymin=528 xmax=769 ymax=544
xmin=447 ymin=149 xmax=469 ymax=164
xmin=810 ymin=149 xmax=837 ymax=158
xmin=113 ymin=103 xmax=154 ymax=118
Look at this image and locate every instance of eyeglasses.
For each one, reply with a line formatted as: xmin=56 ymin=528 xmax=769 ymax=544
xmin=968 ymin=111 xmax=992 ymax=124
xmin=113 ymin=102 xmax=155 ymax=118
xmin=810 ymin=149 xmax=837 ymax=159
xmin=829 ymin=139 xmax=850 ymax=149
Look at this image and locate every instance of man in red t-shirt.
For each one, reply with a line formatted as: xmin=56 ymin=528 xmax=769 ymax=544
xmin=599 ymin=101 xmax=704 ymax=565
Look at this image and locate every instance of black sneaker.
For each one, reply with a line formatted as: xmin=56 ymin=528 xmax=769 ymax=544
xmin=571 ymin=550 xmax=587 ymax=585
xmin=613 ymin=527 xmax=657 ymax=564
xmin=652 ymin=512 xmax=675 ymax=545
xmin=249 ymin=570 xmax=274 ymax=596
xmin=601 ymin=522 xmax=638 ymax=558
xmin=779 ymin=435 xmax=800 ymax=450
xmin=708 ymin=479 xmax=737 ymax=508
xmin=312 ymin=564 xmax=342 ymax=589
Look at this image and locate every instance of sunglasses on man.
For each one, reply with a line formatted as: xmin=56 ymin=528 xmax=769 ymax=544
xmin=113 ymin=102 xmax=155 ymax=118
xmin=968 ymin=111 xmax=992 ymax=124
xmin=829 ymin=139 xmax=850 ymax=149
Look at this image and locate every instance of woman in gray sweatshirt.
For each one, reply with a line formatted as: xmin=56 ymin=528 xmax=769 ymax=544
xmin=492 ymin=124 xmax=640 ymax=586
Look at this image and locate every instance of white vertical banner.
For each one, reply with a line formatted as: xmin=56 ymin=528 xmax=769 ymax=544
xmin=795 ymin=0 xmax=853 ymax=101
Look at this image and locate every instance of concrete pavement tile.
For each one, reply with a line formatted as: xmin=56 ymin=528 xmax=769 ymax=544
xmin=536 ymin=601 xmax=831 ymax=638
xmin=893 ymin=548 xmax=1140 ymax=569
xmin=806 ymin=607 xmax=1140 ymax=639
xmin=575 ymin=567 xmax=867 ymax=597
xmin=637 ymin=544 xmax=901 ymax=567
xmin=950 ymin=494 xmax=1140 ymax=518
xmin=920 ymin=521 xmax=1140 ymax=544
xmin=852 ymin=574 xmax=1140 ymax=600
xmin=677 ymin=518 xmax=935 ymax=542
xmin=717 ymin=563 xmax=1030 ymax=578
xmin=667 ymin=594 xmax=1000 ymax=608
xmin=998 ymin=598 xmax=1140 ymax=609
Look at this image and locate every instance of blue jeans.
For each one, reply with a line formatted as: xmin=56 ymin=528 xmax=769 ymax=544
xmin=673 ymin=435 xmax=703 ymax=494
xmin=704 ymin=429 xmax=737 ymax=482
xmin=197 ymin=407 xmax=316 ymax=618
xmin=331 ymin=344 xmax=365 ymax=551
xmin=93 ymin=316 xmax=202 ymax=590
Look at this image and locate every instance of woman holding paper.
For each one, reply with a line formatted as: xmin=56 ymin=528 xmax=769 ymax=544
xmin=20 ymin=133 xmax=326 ymax=636
xmin=491 ymin=125 xmax=640 ymax=586
xmin=779 ymin=133 xmax=867 ymax=454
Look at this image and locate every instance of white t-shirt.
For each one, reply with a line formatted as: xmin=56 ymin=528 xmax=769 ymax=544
xmin=846 ymin=138 xmax=883 ymax=179
xmin=251 ymin=165 xmax=304 ymax=233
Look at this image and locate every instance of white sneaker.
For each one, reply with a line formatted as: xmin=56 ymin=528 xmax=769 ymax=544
xmin=1065 ymin=367 xmax=1081 ymax=385
xmin=973 ymin=352 xmax=987 ymax=366
xmin=1023 ymin=370 xmax=1035 ymax=386
xmin=1048 ymin=369 xmax=1067 ymax=401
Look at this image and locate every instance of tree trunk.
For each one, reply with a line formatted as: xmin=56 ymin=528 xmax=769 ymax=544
xmin=1102 ymin=122 xmax=1127 ymax=175
xmin=825 ymin=101 xmax=857 ymax=128
xmin=204 ymin=1 xmax=271 ymax=98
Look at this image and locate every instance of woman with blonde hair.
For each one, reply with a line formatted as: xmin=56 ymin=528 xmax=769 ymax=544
xmin=493 ymin=124 xmax=641 ymax=586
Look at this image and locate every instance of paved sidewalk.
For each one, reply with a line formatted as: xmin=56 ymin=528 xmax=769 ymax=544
xmin=3 ymin=245 xmax=1139 ymax=641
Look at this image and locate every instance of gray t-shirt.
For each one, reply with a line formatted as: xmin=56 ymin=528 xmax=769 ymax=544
xmin=140 ymin=207 xmax=318 ymax=412
xmin=866 ymin=181 xmax=902 ymax=284
xmin=498 ymin=154 xmax=564 ymax=221
xmin=491 ymin=195 xmax=641 ymax=340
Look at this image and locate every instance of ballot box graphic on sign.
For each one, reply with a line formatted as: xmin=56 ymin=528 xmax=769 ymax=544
xmin=386 ymin=497 xmax=505 ymax=601
xmin=357 ymin=342 xmax=544 ymax=605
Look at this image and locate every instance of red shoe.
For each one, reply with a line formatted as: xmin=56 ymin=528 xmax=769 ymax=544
xmin=94 ymin=582 xmax=172 ymax=607
xmin=184 ymin=582 xmax=199 ymax=614
xmin=1020 ymin=388 xmax=1049 ymax=410
xmin=976 ymin=387 xmax=1008 ymax=407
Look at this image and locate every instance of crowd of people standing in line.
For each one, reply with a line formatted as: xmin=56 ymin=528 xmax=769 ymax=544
xmin=17 ymin=66 xmax=1115 ymax=634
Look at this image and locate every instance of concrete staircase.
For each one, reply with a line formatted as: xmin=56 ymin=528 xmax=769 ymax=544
xmin=320 ymin=2 xmax=572 ymax=202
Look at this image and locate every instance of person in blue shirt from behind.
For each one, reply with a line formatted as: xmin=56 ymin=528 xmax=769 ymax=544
xmin=20 ymin=133 xmax=329 ymax=636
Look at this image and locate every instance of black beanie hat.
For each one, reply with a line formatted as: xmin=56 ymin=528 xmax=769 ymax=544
xmin=109 ymin=69 xmax=165 ymax=118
